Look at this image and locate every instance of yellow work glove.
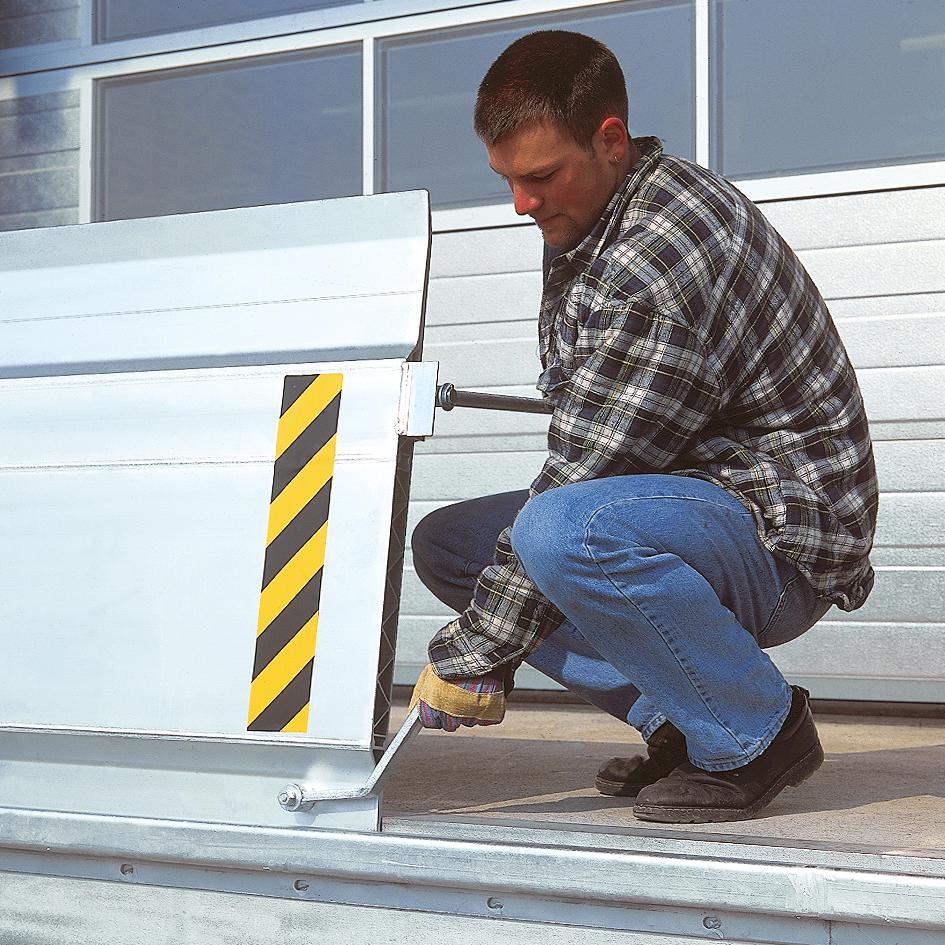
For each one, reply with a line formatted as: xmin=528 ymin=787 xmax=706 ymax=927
xmin=409 ymin=664 xmax=506 ymax=731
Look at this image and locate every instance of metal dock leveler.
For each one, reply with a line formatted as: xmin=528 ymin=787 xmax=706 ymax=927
xmin=0 ymin=190 xmax=435 ymax=834
xmin=3 ymin=191 xmax=945 ymax=945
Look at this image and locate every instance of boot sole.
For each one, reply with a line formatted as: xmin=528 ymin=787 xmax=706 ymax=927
xmin=631 ymin=740 xmax=825 ymax=824
xmin=595 ymin=775 xmax=648 ymax=798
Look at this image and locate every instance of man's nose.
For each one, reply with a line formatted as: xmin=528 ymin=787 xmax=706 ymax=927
xmin=511 ymin=183 xmax=541 ymax=217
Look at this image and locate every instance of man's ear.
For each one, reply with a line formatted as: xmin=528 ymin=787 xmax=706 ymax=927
xmin=598 ymin=116 xmax=629 ymax=154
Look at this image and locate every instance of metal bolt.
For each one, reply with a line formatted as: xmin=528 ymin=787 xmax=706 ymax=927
xmin=703 ymin=916 xmax=722 ymax=930
xmin=293 ymin=879 xmax=310 ymax=892
xmin=119 ymin=863 xmax=135 ymax=877
xmin=486 ymin=897 xmax=503 ymax=910
xmin=279 ymin=784 xmax=304 ymax=812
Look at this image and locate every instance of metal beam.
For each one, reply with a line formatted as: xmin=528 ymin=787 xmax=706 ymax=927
xmin=1 ymin=808 xmax=943 ymax=932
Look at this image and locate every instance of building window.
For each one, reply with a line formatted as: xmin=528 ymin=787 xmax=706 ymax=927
xmin=378 ymin=0 xmax=695 ymax=209
xmin=94 ymin=0 xmax=359 ymax=43
xmin=95 ymin=45 xmax=362 ymax=221
xmin=711 ymin=0 xmax=945 ymax=179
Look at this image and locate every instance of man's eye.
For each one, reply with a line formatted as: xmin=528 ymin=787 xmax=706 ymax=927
xmin=535 ymin=173 xmax=554 ymax=183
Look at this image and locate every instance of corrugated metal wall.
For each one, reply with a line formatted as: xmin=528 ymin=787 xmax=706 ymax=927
xmin=0 ymin=89 xmax=79 ymax=231
xmin=0 ymin=1 xmax=79 ymax=51
xmin=398 ymin=189 xmax=945 ymax=701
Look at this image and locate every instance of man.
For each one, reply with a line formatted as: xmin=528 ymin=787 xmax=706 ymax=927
xmin=410 ymin=30 xmax=878 ymax=823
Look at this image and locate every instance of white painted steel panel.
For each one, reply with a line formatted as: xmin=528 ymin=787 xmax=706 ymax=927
xmin=430 ymin=224 xmax=543 ymax=278
xmin=0 ymin=361 xmax=403 ymax=740
xmin=839 ymin=312 xmax=945 ymax=369
xmin=831 ymin=293 xmax=945 ymax=319
xmin=426 ymin=271 xmax=543 ymax=326
xmin=800 ymin=241 xmax=945 ymax=300
xmin=409 ymin=440 xmax=945 ymax=500
xmin=0 ymin=192 xmax=430 ymax=374
xmin=761 ymin=188 xmax=945 ymax=250
xmin=876 ymin=493 xmax=945 ymax=550
xmin=398 ymin=545 xmax=943 ymax=629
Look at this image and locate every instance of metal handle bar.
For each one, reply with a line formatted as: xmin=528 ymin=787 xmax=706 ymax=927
xmin=437 ymin=382 xmax=552 ymax=415
xmin=278 ymin=707 xmax=422 ymax=813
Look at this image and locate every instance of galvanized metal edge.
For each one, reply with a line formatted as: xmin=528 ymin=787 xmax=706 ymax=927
xmin=0 ymin=724 xmax=368 ymax=750
xmin=1 ymin=808 xmax=943 ymax=930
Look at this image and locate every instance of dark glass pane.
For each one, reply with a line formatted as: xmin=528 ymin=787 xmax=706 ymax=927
xmin=379 ymin=1 xmax=695 ymax=209
xmin=98 ymin=46 xmax=362 ymax=221
xmin=713 ymin=0 xmax=945 ymax=178
xmin=97 ymin=0 xmax=358 ymax=43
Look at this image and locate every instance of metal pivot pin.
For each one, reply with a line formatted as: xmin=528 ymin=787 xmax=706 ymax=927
xmin=278 ymin=706 xmax=422 ymax=812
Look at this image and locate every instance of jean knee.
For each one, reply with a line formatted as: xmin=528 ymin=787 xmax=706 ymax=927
xmin=511 ymin=490 xmax=576 ymax=588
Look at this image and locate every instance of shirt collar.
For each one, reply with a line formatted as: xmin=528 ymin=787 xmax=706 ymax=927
xmin=546 ymin=136 xmax=663 ymax=283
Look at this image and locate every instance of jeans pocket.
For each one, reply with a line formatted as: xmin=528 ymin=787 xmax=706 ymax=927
xmin=757 ymin=567 xmax=832 ymax=649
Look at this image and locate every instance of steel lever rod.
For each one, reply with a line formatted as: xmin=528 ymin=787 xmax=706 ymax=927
xmin=278 ymin=707 xmax=422 ymax=812
xmin=437 ymin=382 xmax=552 ymax=415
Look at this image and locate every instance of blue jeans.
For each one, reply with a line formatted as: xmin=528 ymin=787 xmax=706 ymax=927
xmin=411 ymin=475 xmax=830 ymax=771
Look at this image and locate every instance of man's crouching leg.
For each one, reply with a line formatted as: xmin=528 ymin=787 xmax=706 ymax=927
xmin=510 ymin=474 xmax=826 ymax=822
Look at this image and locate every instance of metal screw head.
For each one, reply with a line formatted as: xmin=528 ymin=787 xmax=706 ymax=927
xmin=486 ymin=897 xmax=503 ymax=910
xmin=293 ymin=879 xmax=310 ymax=892
xmin=119 ymin=863 xmax=135 ymax=877
xmin=703 ymin=916 xmax=722 ymax=930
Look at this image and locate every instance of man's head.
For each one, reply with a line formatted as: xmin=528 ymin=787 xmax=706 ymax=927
xmin=475 ymin=30 xmax=636 ymax=250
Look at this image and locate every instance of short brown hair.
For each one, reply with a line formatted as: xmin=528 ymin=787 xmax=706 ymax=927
xmin=474 ymin=30 xmax=629 ymax=150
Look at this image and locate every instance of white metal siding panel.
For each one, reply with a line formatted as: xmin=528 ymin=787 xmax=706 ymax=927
xmin=0 ymin=89 xmax=79 ymax=231
xmin=0 ymin=1 xmax=79 ymax=51
xmin=396 ymin=186 xmax=945 ymax=702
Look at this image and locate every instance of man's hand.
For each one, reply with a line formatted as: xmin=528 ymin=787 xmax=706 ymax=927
xmin=409 ymin=664 xmax=506 ymax=731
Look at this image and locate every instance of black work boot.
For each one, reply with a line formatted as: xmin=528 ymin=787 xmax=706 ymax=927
xmin=632 ymin=687 xmax=823 ymax=823
xmin=596 ymin=721 xmax=688 ymax=797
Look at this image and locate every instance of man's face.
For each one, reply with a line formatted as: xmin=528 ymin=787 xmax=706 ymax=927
xmin=486 ymin=120 xmax=623 ymax=251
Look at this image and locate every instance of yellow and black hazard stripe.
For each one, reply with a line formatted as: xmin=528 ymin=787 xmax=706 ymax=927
xmin=247 ymin=373 xmax=343 ymax=733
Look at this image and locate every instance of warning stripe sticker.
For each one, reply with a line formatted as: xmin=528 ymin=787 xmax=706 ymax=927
xmin=248 ymin=373 xmax=342 ymax=733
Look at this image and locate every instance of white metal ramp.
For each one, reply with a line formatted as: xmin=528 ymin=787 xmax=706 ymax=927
xmin=0 ymin=191 xmax=433 ymax=833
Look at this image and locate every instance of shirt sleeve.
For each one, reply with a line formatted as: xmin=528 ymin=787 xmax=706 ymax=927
xmin=428 ymin=299 xmax=720 ymax=680
xmin=428 ymin=523 xmax=563 ymax=679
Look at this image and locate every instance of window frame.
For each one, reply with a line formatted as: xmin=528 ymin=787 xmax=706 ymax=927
xmin=0 ymin=0 xmax=941 ymax=234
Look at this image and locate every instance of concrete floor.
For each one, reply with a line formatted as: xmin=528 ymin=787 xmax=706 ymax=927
xmin=384 ymin=700 xmax=945 ymax=856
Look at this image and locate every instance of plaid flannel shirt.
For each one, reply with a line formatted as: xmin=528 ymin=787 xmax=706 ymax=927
xmin=429 ymin=137 xmax=878 ymax=680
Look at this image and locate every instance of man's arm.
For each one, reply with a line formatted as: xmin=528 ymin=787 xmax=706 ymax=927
xmin=426 ymin=299 xmax=721 ymax=682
